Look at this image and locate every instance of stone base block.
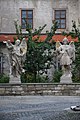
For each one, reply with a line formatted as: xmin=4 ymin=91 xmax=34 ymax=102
xmin=9 ymin=75 xmax=21 ymax=84
xmin=60 ymin=74 xmax=72 ymax=83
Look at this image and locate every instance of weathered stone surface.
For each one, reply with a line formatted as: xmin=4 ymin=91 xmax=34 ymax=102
xmin=0 ymin=88 xmax=5 ymax=94
xmin=9 ymin=75 xmax=21 ymax=84
xmin=0 ymin=83 xmax=80 ymax=95
xmin=60 ymin=75 xmax=72 ymax=83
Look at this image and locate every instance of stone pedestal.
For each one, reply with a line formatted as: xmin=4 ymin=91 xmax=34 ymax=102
xmin=60 ymin=74 xmax=72 ymax=83
xmin=9 ymin=75 xmax=21 ymax=84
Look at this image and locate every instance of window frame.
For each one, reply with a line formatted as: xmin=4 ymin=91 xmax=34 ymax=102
xmin=55 ymin=10 xmax=66 ymax=29
xmin=0 ymin=53 xmax=3 ymax=74
xmin=21 ymin=9 xmax=33 ymax=29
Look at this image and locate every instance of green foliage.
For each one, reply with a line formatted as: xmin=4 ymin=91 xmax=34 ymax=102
xmin=21 ymin=72 xmax=34 ymax=83
xmin=25 ymin=22 xmax=57 ymax=81
xmin=52 ymin=70 xmax=62 ymax=83
xmin=72 ymin=69 xmax=80 ymax=83
xmin=25 ymin=41 xmax=53 ymax=79
xmin=70 ymin=21 xmax=80 ymax=82
xmin=62 ymin=21 xmax=80 ymax=39
xmin=21 ymin=72 xmax=48 ymax=83
xmin=0 ymin=74 xmax=9 ymax=83
xmin=14 ymin=20 xmax=57 ymax=82
xmin=72 ymin=42 xmax=80 ymax=82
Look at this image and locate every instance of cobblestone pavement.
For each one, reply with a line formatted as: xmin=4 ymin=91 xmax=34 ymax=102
xmin=0 ymin=96 xmax=80 ymax=120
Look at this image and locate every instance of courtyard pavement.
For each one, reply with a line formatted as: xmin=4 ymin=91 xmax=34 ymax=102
xmin=0 ymin=96 xmax=80 ymax=120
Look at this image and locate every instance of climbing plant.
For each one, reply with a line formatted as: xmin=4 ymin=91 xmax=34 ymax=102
xmin=14 ymin=20 xmax=58 ymax=82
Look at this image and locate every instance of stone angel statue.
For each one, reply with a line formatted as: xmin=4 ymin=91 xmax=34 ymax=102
xmin=3 ymin=38 xmax=27 ymax=77
xmin=56 ymin=37 xmax=75 ymax=77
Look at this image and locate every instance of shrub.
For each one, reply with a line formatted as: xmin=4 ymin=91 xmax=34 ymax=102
xmin=0 ymin=74 xmax=9 ymax=83
xmin=52 ymin=70 xmax=62 ymax=83
xmin=72 ymin=69 xmax=80 ymax=83
xmin=21 ymin=72 xmax=48 ymax=83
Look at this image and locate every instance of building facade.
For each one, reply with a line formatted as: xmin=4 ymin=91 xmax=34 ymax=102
xmin=0 ymin=0 xmax=79 ymax=75
xmin=0 ymin=0 xmax=79 ymax=33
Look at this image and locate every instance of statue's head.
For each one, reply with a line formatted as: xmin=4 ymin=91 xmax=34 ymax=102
xmin=7 ymin=40 xmax=11 ymax=43
xmin=15 ymin=39 xmax=20 ymax=46
xmin=62 ymin=37 xmax=69 ymax=45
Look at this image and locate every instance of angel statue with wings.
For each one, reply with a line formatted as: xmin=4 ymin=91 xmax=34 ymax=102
xmin=3 ymin=38 xmax=27 ymax=78
xmin=56 ymin=37 xmax=75 ymax=82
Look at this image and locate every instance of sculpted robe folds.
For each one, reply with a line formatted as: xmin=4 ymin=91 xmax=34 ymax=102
xmin=4 ymin=38 xmax=27 ymax=78
xmin=58 ymin=44 xmax=72 ymax=66
xmin=56 ymin=37 xmax=75 ymax=83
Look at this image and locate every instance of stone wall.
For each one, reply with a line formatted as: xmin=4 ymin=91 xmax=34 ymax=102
xmin=0 ymin=83 xmax=80 ymax=96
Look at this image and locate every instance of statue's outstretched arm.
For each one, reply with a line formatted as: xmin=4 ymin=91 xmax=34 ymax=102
xmin=3 ymin=40 xmax=14 ymax=49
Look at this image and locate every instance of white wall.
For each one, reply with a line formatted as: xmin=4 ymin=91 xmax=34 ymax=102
xmin=0 ymin=0 xmax=79 ymax=33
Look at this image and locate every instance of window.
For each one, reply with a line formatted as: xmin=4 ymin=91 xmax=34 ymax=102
xmin=21 ymin=9 xmax=33 ymax=29
xmin=55 ymin=10 xmax=66 ymax=29
xmin=0 ymin=53 xmax=3 ymax=74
